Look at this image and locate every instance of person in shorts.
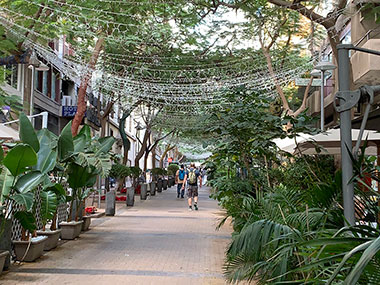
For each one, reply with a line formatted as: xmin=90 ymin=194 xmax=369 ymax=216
xmin=175 ymin=164 xmax=187 ymax=198
xmin=184 ymin=163 xmax=202 ymax=211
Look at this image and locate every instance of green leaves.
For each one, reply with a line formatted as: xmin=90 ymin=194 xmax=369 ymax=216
xmin=19 ymin=112 xmax=39 ymax=152
xmin=58 ymin=121 xmax=74 ymax=160
xmin=14 ymin=171 xmax=46 ymax=193
xmin=10 ymin=193 xmax=34 ymax=211
xmin=40 ymin=190 xmax=57 ymax=224
xmin=35 ymin=129 xmax=57 ymax=174
xmin=96 ymin=136 xmax=115 ymax=155
xmin=14 ymin=211 xmax=36 ymax=233
xmin=67 ymin=163 xmax=97 ymax=189
xmin=3 ymin=144 xmax=37 ymax=176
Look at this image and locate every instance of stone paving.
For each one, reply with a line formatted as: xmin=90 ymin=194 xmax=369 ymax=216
xmin=0 ymin=184 xmax=231 ymax=284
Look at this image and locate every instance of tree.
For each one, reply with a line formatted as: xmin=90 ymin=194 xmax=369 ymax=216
xmin=210 ymin=0 xmax=348 ymax=63
xmin=159 ymin=131 xmax=179 ymax=168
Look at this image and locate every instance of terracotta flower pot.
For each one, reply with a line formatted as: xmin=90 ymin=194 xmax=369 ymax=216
xmin=36 ymin=229 xmax=62 ymax=251
xmin=13 ymin=236 xmax=48 ymax=262
xmin=60 ymin=221 xmax=83 ymax=240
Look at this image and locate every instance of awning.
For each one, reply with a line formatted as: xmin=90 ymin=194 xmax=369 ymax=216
xmin=297 ymin=129 xmax=380 ymax=155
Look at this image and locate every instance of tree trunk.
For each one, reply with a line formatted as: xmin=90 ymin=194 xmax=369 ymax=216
xmin=152 ymin=146 xmax=156 ymax=169
xmin=159 ymin=144 xmax=175 ymax=168
xmin=144 ymin=151 xmax=149 ymax=172
xmin=100 ymin=101 xmax=114 ymax=138
xmin=71 ymin=37 xmax=105 ymax=136
xmin=135 ymin=129 xmax=150 ymax=168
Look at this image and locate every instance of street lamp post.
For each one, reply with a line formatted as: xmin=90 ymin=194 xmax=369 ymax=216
xmin=314 ymin=61 xmax=336 ymax=131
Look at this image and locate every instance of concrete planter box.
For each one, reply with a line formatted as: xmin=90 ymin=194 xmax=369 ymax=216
xmin=36 ymin=229 xmax=61 ymax=251
xmin=13 ymin=236 xmax=48 ymax=262
xmin=82 ymin=216 xmax=91 ymax=231
xmin=60 ymin=221 xmax=83 ymax=240
xmin=126 ymin=187 xmax=135 ymax=206
xmin=150 ymin=181 xmax=156 ymax=196
xmin=0 ymin=250 xmax=8 ymax=275
xmin=140 ymin=183 xmax=148 ymax=200
xmin=163 ymin=179 xmax=168 ymax=190
xmin=0 ymin=219 xmax=11 ymax=269
xmin=157 ymin=180 xmax=163 ymax=193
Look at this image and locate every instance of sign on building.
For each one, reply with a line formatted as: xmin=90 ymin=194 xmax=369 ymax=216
xmin=62 ymin=106 xmax=77 ymax=117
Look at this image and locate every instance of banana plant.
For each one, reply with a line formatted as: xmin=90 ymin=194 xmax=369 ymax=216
xmin=0 ymin=113 xmax=57 ymax=240
xmin=60 ymin=125 xmax=115 ymax=222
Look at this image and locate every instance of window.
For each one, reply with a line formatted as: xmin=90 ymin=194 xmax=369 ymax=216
xmin=4 ymin=65 xmax=18 ymax=89
xmin=51 ymin=72 xmax=56 ymax=101
xmin=342 ymin=31 xmax=351 ymax=44
xmin=42 ymin=71 xmax=48 ymax=95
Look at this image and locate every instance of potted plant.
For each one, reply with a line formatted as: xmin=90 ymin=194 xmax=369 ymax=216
xmin=58 ymin=124 xmax=115 ymax=239
xmin=152 ymin=168 xmax=164 ymax=193
xmin=36 ymin=184 xmax=64 ymax=250
xmin=168 ymin=164 xmax=179 ymax=187
xmin=162 ymin=169 xmax=168 ymax=190
xmin=2 ymin=114 xmax=57 ymax=261
xmin=33 ymin=128 xmax=66 ymax=250
xmin=79 ymin=189 xmax=98 ymax=231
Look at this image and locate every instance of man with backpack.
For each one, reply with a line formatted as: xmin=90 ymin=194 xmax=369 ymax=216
xmin=184 ymin=163 xmax=202 ymax=211
xmin=175 ymin=165 xmax=187 ymax=199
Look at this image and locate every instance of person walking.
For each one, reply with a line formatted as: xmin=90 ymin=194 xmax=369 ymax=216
xmin=175 ymin=164 xmax=187 ymax=198
xmin=184 ymin=163 xmax=202 ymax=211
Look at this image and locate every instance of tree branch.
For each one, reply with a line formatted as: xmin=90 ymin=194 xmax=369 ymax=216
xmin=293 ymin=76 xmax=314 ymax=117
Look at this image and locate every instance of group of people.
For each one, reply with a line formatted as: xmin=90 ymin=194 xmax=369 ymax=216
xmin=175 ymin=163 xmax=205 ymax=211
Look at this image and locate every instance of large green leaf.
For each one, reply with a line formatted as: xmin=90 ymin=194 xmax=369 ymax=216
xmin=35 ymin=129 xmax=58 ymax=173
xmin=3 ymin=144 xmax=37 ymax=177
xmin=14 ymin=211 xmax=36 ymax=233
xmin=67 ymin=163 xmax=97 ymax=189
xmin=73 ymin=134 xmax=87 ymax=153
xmin=37 ymin=128 xmax=58 ymax=149
xmin=36 ymin=149 xmax=57 ymax=174
xmin=0 ymin=145 xmax=4 ymax=165
xmin=58 ymin=121 xmax=73 ymax=160
xmin=78 ymin=125 xmax=91 ymax=141
xmin=96 ymin=136 xmax=115 ymax=155
xmin=45 ymin=183 xmax=66 ymax=204
xmin=0 ymin=167 xmax=13 ymax=203
xmin=19 ymin=112 xmax=39 ymax=152
xmin=344 ymin=236 xmax=380 ymax=284
xmin=14 ymin=171 xmax=46 ymax=193
xmin=40 ymin=190 xmax=57 ymax=224
xmin=10 ymin=193 xmax=34 ymax=211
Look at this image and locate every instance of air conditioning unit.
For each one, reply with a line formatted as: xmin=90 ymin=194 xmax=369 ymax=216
xmin=62 ymin=96 xmax=72 ymax=106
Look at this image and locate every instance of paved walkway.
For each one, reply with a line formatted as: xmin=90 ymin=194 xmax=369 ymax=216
xmin=0 ymin=185 xmax=231 ymax=284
